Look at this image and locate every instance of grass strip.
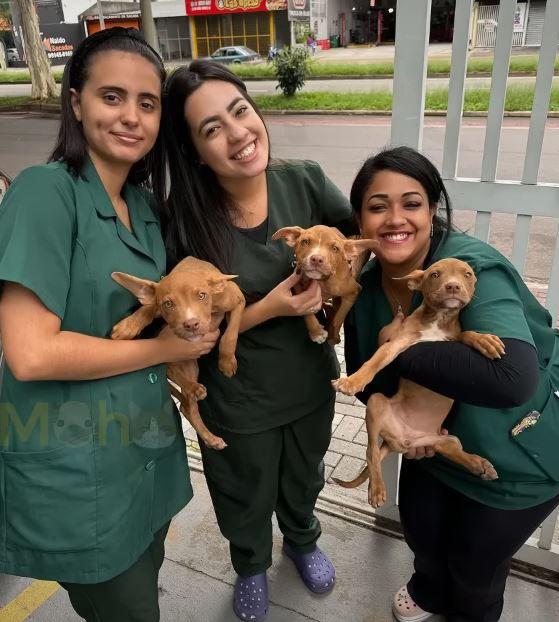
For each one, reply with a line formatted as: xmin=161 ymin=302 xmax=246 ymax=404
xmin=252 ymin=85 xmax=559 ymax=112
xmin=1 ymin=85 xmax=557 ymax=113
xmin=1 ymin=54 xmax=557 ymax=84
xmin=232 ymin=53 xmax=554 ymax=79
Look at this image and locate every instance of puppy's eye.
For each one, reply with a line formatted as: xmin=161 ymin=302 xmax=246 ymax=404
xmin=163 ymin=300 xmax=173 ymax=309
xmin=465 ymin=271 xmax=473 ymax=278
xmin=331 ymin=244 xmax=340 ymax=252
xmin=198 ymin=292 xmax=207 ymax=300
xmin=301 ymin=238 xmax=310 ymax=246
xmin=430 ymin=271 xmax=439 ymax=279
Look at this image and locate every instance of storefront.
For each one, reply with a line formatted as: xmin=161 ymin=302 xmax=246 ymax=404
xmin=187 ymin=0 xmax=289 ymax=58
xmin=80 ymin=1 xmax=192 ymax=61
xmin=473 ymin=1 xmax=547 ymax=48
xmin=312 ymin=0 xmax=454 ymax=50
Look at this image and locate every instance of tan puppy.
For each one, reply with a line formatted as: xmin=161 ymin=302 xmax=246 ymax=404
xmin=272 ymin=225 xmax=378 ymax=345
xmin=111 ymin=256 xmax=245 ymax=450
xmin=332 ymin=258 xmax=505 ymax=507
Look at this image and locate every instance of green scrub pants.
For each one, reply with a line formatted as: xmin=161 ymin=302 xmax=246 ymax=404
xmin=200 ymin=398 xmax=334 ymax=577
xmin=60 ymin=523 xmax=169 ymax=622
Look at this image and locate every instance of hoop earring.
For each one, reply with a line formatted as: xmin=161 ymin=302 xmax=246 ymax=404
xmin=430 ymin=221 xmax=434 ymax=238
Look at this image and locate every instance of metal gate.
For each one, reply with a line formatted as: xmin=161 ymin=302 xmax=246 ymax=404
xmin=476 ymin=3 xmax=525 ymax=47
xmin=387 ymin=0 xmax=559 ymax=573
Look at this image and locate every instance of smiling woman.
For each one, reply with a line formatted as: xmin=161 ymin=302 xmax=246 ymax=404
xmin=154 ymin=60 xmax=357 ymax=622
xmin=344 ymin=146 xmax=559 ymax=622
xmin=0 ymin=28 xmax=212 ymax=622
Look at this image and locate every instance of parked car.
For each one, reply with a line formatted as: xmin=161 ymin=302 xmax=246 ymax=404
xmin=208 ymin=46 xmax=260 ymax=64
xmin=6 ymin=48 xmax=20 ymax=64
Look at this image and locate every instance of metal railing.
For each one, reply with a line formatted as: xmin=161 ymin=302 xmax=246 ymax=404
xmin=385 ymin=0 xmax=559 ymax=573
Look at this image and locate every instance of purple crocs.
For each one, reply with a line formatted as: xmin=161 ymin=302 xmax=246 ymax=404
xmin=233 ymin=572 xmax=269 ymax=622
xmin=283 ymin=541 xmax=336 ymax=594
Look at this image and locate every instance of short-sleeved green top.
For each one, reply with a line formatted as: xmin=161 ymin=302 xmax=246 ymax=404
xmin=345 ymin=230 xmax=559 ymax=510
xmin=198 ymin=160 xmax=353 ymax=433
xmin=0 ymin=159 xmax=192 ymax=583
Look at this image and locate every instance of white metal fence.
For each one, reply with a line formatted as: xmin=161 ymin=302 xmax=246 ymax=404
xmin=386 ymin=0 xmax=559 ymax=573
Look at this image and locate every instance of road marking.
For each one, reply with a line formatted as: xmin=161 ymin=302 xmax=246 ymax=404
xmin=0 ymin=580 xmax=59 ymax=622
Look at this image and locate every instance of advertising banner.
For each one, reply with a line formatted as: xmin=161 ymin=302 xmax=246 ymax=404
xmin=186 ymin=0 xmax=286 ymax=16
xmin=40 ymin=24 xmax=84 ymax=65
xmin=287 ymin=0 xmax=310 ymax=21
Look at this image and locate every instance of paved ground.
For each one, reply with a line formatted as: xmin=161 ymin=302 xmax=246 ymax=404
xmin=1 ymin=469 xmax=558 ymax=622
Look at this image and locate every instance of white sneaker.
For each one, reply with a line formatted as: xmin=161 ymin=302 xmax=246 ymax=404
xmin=392 ymin=585 xmax=434 ymax=622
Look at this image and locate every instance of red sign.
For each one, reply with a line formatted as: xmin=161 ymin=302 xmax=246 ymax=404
xmin=186 ymin=0 xmax=286 ymax=15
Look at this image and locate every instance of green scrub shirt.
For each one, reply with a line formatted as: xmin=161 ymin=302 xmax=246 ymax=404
xmin=198 ymin=159 xmax=353 ymax=433
xmin=0 ymin=159 xmax=192 ymax=583
xmin=345 ymin=230 xmax=559 ymax=510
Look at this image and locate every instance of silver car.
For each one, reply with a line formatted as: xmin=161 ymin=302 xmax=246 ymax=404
xmin=208 ymin=46 xmax=260 ymax=65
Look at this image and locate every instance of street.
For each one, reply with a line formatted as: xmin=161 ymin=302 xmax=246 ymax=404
xmin=1 ymin=113 xmax=558 ymax=285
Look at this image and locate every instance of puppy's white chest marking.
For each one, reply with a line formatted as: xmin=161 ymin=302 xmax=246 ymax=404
xmin=420 ymin=324 xmax=449 ymax=342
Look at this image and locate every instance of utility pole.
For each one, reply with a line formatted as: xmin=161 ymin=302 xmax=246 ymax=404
xmin=96 ymin=0 xmax=105 ymax=29
xmin=139 ymin=0 xmax=160 ymax=54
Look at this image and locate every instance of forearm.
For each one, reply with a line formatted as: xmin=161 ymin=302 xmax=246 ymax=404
xmin=7 ymin=331 xmax=165 ymax=382
xmin=239 ymin=298 xmax=275 ymax=333
xmin=397 ymin=338 xmax=539 ymax=408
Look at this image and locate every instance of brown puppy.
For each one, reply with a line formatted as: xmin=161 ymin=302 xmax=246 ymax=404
xmin=332 ymin=258 xmax=505 ymax=507
xmin=272 ymin=225 xmax=378 ymax=344
xmin=111 ymin=256 xmax=245 ymax=450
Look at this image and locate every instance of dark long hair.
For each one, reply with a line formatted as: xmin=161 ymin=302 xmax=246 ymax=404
xmin=350 ymin=146 xmax=453 ymax=237
xmin=49 ymin=27 xmax=165 ymax=185
xmin=152 ymin=60 xmax=270 ymax=272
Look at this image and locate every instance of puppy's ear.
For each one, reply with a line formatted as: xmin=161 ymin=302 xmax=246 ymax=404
xmin=343 ymin=238 xmax=378 ymax=260
xmin=208 ymin=275 xmax=238 ymax=294
xmin=271 ymin=226 xmax=304 ymax=247
xmin=393 ymin=269 xmax=425 ymax=291
xmin=112 ymin=272 xmax=157 ymax=305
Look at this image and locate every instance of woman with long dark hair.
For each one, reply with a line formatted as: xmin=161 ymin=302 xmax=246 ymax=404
xmin=344 ymin=146 xmax=559 ymax=622
xmin=0 ymin=28 xmax=217 ymax=621
xmin=155 ymin=60 xmax=355 ymax=622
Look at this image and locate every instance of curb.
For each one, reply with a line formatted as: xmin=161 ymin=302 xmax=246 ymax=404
xmin=0 ymin=70 xmax=554 ymax=85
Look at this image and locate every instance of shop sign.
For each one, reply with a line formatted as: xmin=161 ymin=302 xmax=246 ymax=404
xmin=186 ymin=0 xmax=286 ymax=15
xmin=287 ymin=0 xmax=310 ymax=21
xmin=40 ymin=24 xmax=84 ymax=65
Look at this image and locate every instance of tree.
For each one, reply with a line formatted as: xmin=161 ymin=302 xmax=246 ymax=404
xmin=15 ymin=0 xmax=57 ymax=100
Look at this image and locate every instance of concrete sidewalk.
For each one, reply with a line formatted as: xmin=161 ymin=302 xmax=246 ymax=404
xmin=1 ymin=468 xmax=556 ymax=621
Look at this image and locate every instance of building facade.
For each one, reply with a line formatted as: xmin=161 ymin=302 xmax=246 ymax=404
xmin=186 ymin=0 xmax=289 ymax=57
xmin=472 ymin=1 xmax=547 ymax=48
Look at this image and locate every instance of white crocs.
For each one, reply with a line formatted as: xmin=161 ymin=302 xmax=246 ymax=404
xmin=392 ymin=585 xmax=434 ymax=622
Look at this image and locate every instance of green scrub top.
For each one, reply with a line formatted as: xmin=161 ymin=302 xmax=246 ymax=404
xmin=198 ymin=159 xmax=353 ymax=433
xmin=0 ymin=159 xmax=192 ymax=583
xmin=345 ymin=230 xmax=559 ymax=510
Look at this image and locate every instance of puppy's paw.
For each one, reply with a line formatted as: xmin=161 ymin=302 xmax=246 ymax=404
xmin=309 ymin=328 xmax=328 ymax=344
xmin=479 ymin=459 xmax=498 ymax=481
xmin=111 ymin=318 xmax=143 ymax=340
xmin=327 ymin=329 xmax=341 ymax=346
xmin=219 ymin=355 xmax=237 ymax=378
xmin=201 ymin=433 xmax=227 ymax=451
xmin=463 ymin=332 xmax=505 ymax=359
xmin=331 ymin=377 xmax=361 ymax=396
xmin=184 ymin=382 xmax=207 ymax=401
xmin=369 ymin=483 xmax=387 ymax=508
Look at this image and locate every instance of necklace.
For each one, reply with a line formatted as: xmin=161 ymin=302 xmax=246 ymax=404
xmin=382 ymin=276 xmax=408 ymax=317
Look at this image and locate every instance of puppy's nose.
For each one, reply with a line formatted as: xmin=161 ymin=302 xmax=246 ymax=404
xmin=445 ymin=281 xmax=461 ymax=295
xmin=183 ymin=319 xmax=200 ymax=332
xmin=309 ymin=254 xmax=324 ymax=267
